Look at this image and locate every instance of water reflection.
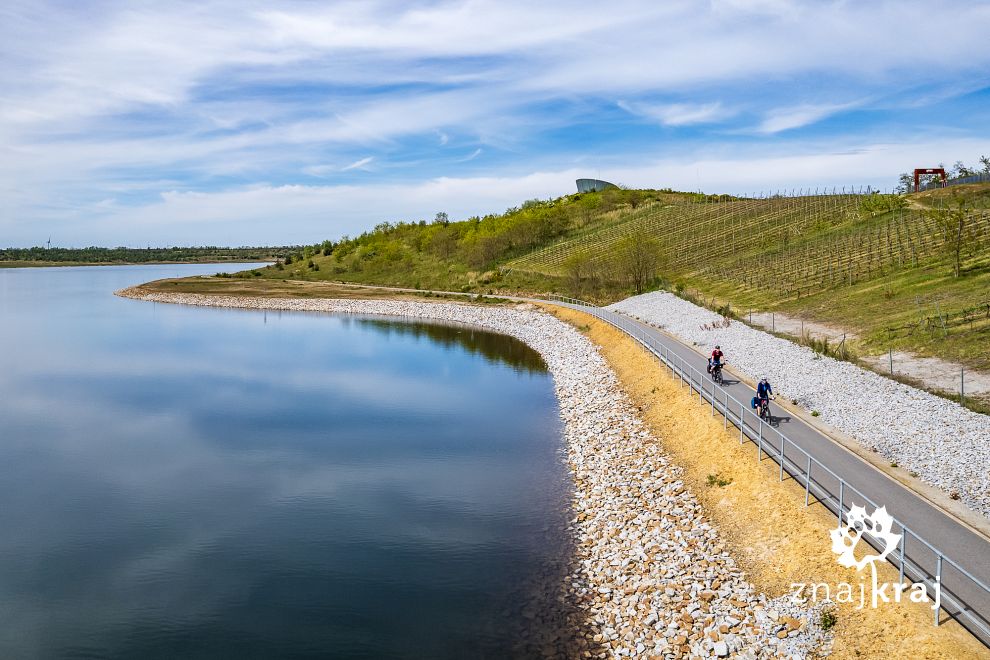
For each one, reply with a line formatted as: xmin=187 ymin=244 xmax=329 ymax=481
xmin=0 ymin=265 xmax=575 ymax=659
xmin=354 ymin=318 xmax=548 ymax=375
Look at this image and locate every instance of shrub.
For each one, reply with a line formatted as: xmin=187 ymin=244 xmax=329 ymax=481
xmin=820 ymin=608 xmax=837 ymax=632
xmin=706 ymin=473 xmax=732 ymax=487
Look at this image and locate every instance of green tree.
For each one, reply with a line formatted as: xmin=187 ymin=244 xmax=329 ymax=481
xmin=613 ymin=230 xmax=662 ymax=294
xmin=563 ymin=249 xmax=595 ymax=294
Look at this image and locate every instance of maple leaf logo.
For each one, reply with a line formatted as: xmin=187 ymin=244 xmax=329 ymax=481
xmin=830 ymin=505 xmax=902 ymax=572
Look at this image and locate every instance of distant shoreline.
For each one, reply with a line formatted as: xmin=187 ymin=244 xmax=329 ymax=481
xmin=0 ymin=260 xmax=271 ymax=269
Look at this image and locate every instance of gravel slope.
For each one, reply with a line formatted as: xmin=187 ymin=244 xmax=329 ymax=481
xmin=119 ymin=289 xmax=830 ymax=658
xmin=609 ymin=291 xmax=990 ymax=520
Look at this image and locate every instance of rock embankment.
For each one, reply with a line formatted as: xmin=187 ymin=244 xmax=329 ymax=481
xmin=119 ymin=288 xmax=829 ymax=658
xmin=609 ymin=291 xmax=990 ymax=520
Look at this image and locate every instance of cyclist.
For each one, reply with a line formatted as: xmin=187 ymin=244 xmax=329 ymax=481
xmin=756 ymin=377 xmax=774 ymax=416
xmin=708 ymin=345 xmax=725 ymax=374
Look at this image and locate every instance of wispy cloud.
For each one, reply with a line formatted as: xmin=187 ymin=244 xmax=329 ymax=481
xmin=341 ymin=156 xmax=374 ymax=171
xmin=756 ymin=102 xmax=859 ymax=134
xmin=618 ymin=101 xmax=733 ymax=126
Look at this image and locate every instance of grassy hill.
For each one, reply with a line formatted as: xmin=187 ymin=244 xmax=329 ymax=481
xmin=188 ymin=183 xmax=990 ymax=373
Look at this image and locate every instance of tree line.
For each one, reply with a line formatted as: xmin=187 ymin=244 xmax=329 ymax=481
xmin=0 ymin=246 xmax=291 ymax=264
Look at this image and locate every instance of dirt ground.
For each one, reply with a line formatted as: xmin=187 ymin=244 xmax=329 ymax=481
xmin=544 ymin=304 xmax=989 ymax=659
xmin=748 ymin=311 xmax=856 ymax=344
xmin=860 ymin=351 xmax=990 ymax=397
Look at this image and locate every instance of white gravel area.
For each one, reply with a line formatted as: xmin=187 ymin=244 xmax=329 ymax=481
xmin=609 ymin=291 xmax=990 ymax=520
xmin=119 ymin=288 xmax=830 ymax=658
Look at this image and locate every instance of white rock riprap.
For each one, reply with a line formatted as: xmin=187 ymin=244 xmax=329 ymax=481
xmin=609 ymin=291 xmax=990 ymax=519
xmin=118 ymin=289 xmax=830 ymax=658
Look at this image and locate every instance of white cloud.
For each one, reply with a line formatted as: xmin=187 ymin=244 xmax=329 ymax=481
xmin=23 ymin=135 xmax=986 ymax=247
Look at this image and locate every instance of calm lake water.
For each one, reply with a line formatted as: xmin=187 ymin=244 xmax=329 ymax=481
xmin=0 ymin=265 xmax=573 ymax=659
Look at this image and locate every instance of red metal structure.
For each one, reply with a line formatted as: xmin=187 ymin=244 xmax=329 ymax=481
xmin=914 ymin=167 xmax=946 ymax=192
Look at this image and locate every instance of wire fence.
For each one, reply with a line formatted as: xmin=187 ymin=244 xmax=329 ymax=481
xmin=544 ymin=294 xmax=990 ymax=646
xmin=921 ymin=173 xmax=990 ymax=191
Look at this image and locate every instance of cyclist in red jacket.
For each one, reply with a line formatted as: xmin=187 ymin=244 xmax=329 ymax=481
xmin=708 ymin=345 xmax=725 ymax=373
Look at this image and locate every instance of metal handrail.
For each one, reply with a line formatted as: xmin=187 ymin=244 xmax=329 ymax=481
xmin=544 ymin=294 xmax=990 ymax=640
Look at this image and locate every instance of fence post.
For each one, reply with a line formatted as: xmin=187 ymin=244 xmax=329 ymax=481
xmin=961 ymin=367 xmax=965 ymax=404
xmin=889 ymin=347 xmax=893 ymax=374
xmin=805 ymin=456 xmax=812 ymax=506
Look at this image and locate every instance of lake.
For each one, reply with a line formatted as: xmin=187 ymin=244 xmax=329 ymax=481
xmin=0 ymin=265 xmax=574 ymax=658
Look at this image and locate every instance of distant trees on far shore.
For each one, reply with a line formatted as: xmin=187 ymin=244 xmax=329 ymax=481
xmin=0 ymin=245 xmax=292 ymax=264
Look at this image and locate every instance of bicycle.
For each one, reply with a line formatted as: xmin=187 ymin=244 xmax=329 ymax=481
xmin=710 ymin=362 xmax=724 ymax=385
xmin=757 ymin=395 xmax=774 ymax=425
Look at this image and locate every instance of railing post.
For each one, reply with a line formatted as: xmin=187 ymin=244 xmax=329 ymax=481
xmin=805 ymin=456 xmax=812 ymax=506
xmin=899 ymin=531 xmax=906 ymax=585
xmin=934 ymin=555 xmax=943 ymax=626
xmin=838 ymin=481 xmax=844 ymax=525
xmin=757 ymin=421 xmax=763 ymax=462
xmin=724 ymin=391 xmax=729 ymax=429
xmin=780 ymin=436 xmax=785 ymax=480
xmin=740 ymin=404 xmax=745 ymax=443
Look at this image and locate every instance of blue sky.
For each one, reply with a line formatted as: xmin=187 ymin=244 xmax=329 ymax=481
xmin=2 ymin=0 xmax=990 ymax=247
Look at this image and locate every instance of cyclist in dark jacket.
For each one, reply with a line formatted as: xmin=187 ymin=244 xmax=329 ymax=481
xmin=756 ymin=377 xmax=773 ymax=402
